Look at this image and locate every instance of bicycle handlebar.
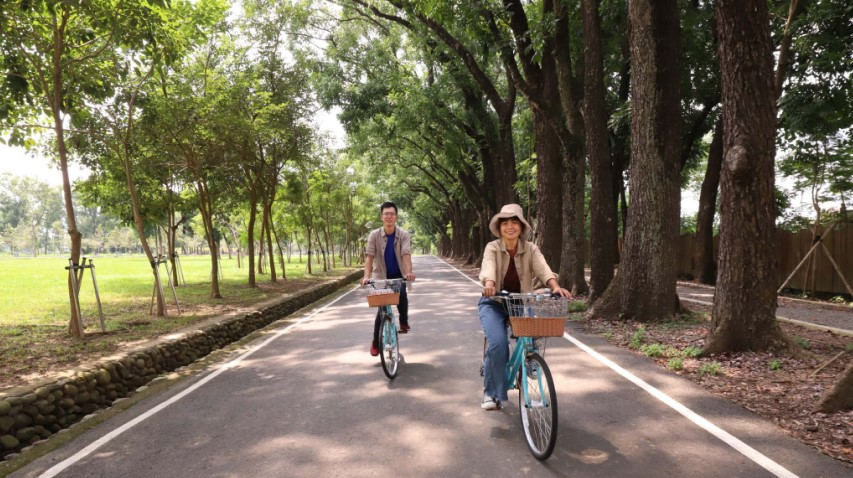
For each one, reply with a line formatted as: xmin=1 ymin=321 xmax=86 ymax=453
xmin=493 ymin=290 xmax=562 ymax=299
xmin=362 ymin=278 xmax=412 ymax=293
xmin=362 ymin=278 xmax=411 ymax=286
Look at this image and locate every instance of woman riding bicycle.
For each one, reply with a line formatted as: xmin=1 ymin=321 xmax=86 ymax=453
xmin=478 ymin=204 xmax=571 ymax=410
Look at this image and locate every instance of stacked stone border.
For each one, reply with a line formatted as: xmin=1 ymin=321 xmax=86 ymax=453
xmin=0 ymin=271 xmax=362 ymax=459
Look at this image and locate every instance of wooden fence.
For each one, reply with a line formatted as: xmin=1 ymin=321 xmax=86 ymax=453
xmin=678 ymin=222 xmax=853 ymax=296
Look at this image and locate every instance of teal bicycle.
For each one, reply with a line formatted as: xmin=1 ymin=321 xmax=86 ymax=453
xmin=480 ymin=292 xmax=569 ymax=460
xmin=365 ymin=278 xmax=407 ymax=379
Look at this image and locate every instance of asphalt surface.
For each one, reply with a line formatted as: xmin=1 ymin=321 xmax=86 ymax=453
xmin=676 ymin=282 xmax=853 ymax=335
xmin=8 ymin=256 xmax=852 ymax=477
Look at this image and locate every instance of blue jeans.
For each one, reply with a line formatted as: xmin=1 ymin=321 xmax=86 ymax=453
xmin=479 ymin=297 xmax=509 ymax=401
xmin=373 ymin=281 xmax=408 ymax=344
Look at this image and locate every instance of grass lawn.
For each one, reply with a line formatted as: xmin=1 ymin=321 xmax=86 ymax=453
xmin=0 ymin=253 xmax=359 ymax=389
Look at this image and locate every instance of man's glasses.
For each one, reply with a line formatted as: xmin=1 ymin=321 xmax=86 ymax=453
xmin=382 ymin=212 xmax=397 ymax=217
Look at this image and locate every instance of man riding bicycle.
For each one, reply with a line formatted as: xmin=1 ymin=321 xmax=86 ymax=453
xmin=362 ymin=201 xmax=416 ymax=356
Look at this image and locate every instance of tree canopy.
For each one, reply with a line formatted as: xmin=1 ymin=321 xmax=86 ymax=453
xmin=0 ymin=0 xmax=850 ymax=348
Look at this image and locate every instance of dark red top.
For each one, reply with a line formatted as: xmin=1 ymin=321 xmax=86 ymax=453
xmin=502 ymin=248 xmax=521 ymax=293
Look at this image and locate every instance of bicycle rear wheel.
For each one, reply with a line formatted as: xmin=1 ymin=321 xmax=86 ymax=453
xmin=379 ymin=314 xmax=399 ymax=379
xmin=518 ymin=352 xmax=557 ymax=460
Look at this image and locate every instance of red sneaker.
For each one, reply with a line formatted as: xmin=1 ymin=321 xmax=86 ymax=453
xmin=399 ymin=323 xmax=410 ymax=334
xmin=370 ymin=340 xmax=379 ymax=356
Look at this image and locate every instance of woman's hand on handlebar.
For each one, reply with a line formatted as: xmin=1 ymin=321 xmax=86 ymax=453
xmin=482 ymin=281 xmax=496 ymax=297
xmin=552 ymin=287 xmax=571 ymax=299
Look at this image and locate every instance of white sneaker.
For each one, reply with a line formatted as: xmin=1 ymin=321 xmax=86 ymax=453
xmin=481 ymin=395 xmax=499 ymax=410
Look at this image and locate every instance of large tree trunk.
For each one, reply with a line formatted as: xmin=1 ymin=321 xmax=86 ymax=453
xmin=484 ymin=0 xmax=568 ymax=269
xmin=589 ymin=0 xmax=681 ymax=322
xmin=582 ymin=0 xmax=617 ymax=303
xmin=559 ymin=150 xmax=587 ymax=295
xmin=55 ymin=116 xmax=84 ymax=338
xmin=305 ymin=225 xmax=313 ymax=275
xmin=272 ymin=224 xmax=287 ymax=279
xmin=322 ymin=218 xmax=334 ymax=270
xmin=226 ymin=224 xmax=242 ymax=270
xmin=246 ymin=189 xmax=258 ymax=287
xmin=494 ymin=98 xmax=518 ymax=209
xmin=114 ymin=90 xmax=166 ymax=317
xmin=456 ymin=159 xmax=493 ymax=259
xmin=532 ymin=108 xmax=564 ymax=267
xmin=49 ymin=69 xmax=84 ymax=336
xmin=257 ymin=218 xmax=266 ymax=275
xmin=552 ymin=0 xmax=587 ymax=296
xmin=691 ymin=0 xmax=801 ymax=288
xmin=464 ymin=83 xmax=517 ymax=210
xmin=196 ymin=180 xmax=222 ymax=299
xmin=693 ymin=119 xmax=723 ymax=284
xmin=264 ymin=201 xmax=277 ymax=282
xmin=449 ymin=207 xmax=466 ymax=261
xmin=168 ymin=206 xmax=180 ymax=286
xmin=704 ymin=0 xmax=787 ymax=354
xmin=35 ymin=8 xmax=85 ymax=338
xmin=122 ymin=154 xmax=165 ymax=317
xmin=815 ymin=358 xmax=853 ymax=412
xmin=314 ymin=227 xmax=327 ymax=272
xmin=612 ymin=36 xmax=631 ymax=247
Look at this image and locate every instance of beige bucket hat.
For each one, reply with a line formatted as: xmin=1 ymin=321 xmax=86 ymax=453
xmin=488 ymin=203 xmax=532 ymax=238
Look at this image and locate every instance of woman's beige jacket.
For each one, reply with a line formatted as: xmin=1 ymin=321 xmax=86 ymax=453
xmin=479 ymin=239 xmax=557 ymax=292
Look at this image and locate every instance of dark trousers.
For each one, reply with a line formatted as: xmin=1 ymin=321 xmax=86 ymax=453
xmin=373 ymin=279 xmax=408 ymax=343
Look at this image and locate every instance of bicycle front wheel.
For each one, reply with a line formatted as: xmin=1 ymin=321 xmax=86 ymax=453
xmin=379 ymin=315 xmax=399 ymax=379
xmin=518 ymin=352 xmax=557 ymax=460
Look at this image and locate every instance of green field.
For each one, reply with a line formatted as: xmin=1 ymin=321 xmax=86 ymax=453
xmin=0 ymin=253 xmax=350 ymax=328
xmin=0 ymin=252 xmax=358 ymax=388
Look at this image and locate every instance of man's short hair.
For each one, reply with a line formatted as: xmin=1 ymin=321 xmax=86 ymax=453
xmin=380 ymin=201 xmax=398 ymax=214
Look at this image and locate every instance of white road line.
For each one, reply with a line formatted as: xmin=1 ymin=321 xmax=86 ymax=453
xmin=437 ymin=257 xmax=799 ymax=478
xmin=37 ymin=287 xmax=361 ymax=478
xmin=563 ymin=334 xmax=798 ymax=478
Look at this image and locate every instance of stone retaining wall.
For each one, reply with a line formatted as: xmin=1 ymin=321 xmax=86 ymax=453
xmin=0 ymin=271 xmax=361 ymax=459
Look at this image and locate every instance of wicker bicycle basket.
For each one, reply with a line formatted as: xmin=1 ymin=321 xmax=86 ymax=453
xmin=508 ymin=317 xmax=567 ymax=337
xmin=504 ymin=294 xmax=569 ymax=337
xmin=366 ymin=280 xmax=404 ymax=307
xmin=367 ymin=292 xmax=400 ymax=307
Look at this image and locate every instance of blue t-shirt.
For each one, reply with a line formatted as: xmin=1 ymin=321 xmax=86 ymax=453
xmin=385 ymin=232 xmax=401 ymax=277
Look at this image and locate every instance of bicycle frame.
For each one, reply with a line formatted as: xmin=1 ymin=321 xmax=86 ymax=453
xmin=378 ymin=305 xmax=399 ymax=344
xmin=366 ymin=278 xmax=406 ymax=379
xmin=481 ymin=291 xmax=565 ymax=460
xmin=505 ymin=336 xmax=548 ymax=410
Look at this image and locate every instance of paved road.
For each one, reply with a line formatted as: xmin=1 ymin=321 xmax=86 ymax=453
xmin=10 ymin=257 xmax=851 ymax=477
xmin=676 ymin=282 xmax=853 ymax=335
